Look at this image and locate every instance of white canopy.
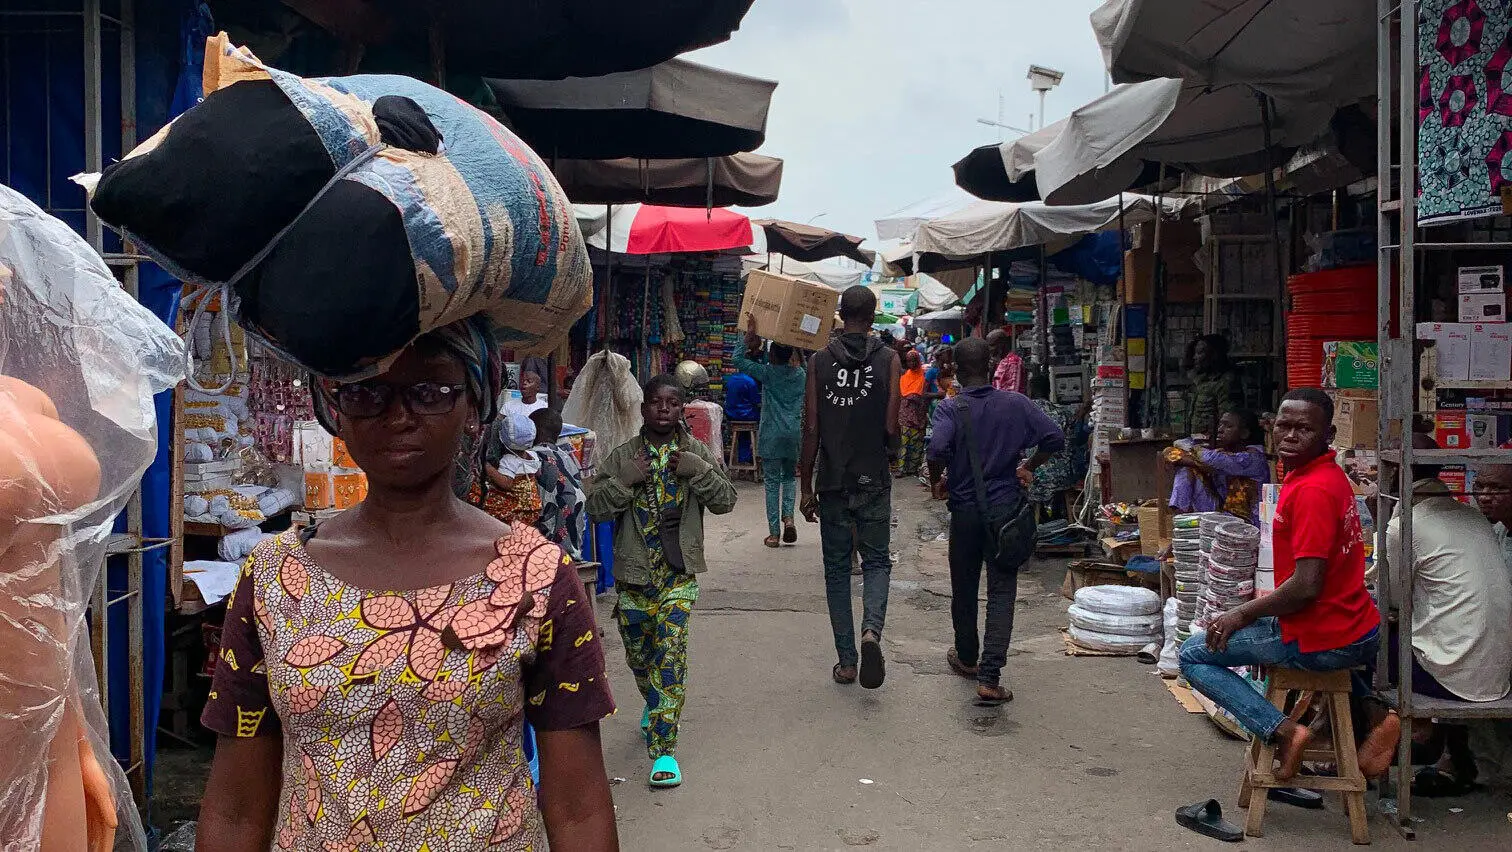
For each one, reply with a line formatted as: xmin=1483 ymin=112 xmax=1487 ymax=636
xmin=910 ymin=195 xmax=1189 ymax=261
xmin=1091 ymin=0 xmax=1375 ymax=104
xmin=874 ymin=187 xmax=978 ymax=242
xmin=742 ymin=254 xmax=867 ymax=290
xmin=914 ymin=274 xmax=958 ymax=311
xmin=1027 ymin=77 xmax=1335 ymax=205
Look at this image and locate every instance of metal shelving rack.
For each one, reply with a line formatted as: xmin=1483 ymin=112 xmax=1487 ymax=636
xmin=1374 ymin=0 xmax=1512 ymax=838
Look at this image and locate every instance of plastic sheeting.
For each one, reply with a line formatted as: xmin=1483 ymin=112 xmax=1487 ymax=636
xmin=1 ymin=185 xmax=184 ymax=851
xmin=561 ymin=351 xmax=643 ymax=456
xmin=910 ymin=195 xmax=1191 ymax=262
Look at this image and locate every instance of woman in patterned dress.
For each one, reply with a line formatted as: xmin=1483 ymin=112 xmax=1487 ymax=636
xmin=196 ymin=320 xmax=619 ymax=852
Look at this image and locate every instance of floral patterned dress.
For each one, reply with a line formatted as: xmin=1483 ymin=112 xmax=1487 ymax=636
xmin=202 ymin=524 xmax=614 ymax=851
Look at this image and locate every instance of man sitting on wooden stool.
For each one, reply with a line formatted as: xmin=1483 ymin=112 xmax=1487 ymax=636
xmin=1179 ymin=388 xmax=1401 ymax=781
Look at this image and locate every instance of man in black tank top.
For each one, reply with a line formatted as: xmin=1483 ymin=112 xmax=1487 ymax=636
xmin=800 ymin=285 xmax=901 ymax=689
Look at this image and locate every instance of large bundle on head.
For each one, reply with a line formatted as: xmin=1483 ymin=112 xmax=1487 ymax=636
xmin=89 ymin=34 xmax=591 ymax=380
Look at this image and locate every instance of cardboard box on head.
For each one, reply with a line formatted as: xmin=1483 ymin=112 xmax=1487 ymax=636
xmin=739 ymin=270 xmax=839 ymax=351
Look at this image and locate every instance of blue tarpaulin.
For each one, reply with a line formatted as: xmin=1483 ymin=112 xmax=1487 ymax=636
xmin=2 ymin=0 xmax=212 ymax=799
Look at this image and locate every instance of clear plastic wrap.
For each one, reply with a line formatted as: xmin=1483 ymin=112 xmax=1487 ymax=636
xmin=561 ymin=351 xmax=643 ymax=454
xmin=1 ymin=184 xmax=185 ymax=852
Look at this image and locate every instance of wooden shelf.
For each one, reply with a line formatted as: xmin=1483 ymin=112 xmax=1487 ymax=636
xmin=1426 ymin=379 xmax=1512 ymax=391
xmin=1378 ymin=688 xmax=1512 ymax=720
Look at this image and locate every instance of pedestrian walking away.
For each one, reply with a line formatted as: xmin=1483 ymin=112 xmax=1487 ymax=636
xmin=736 ymin=315 xmax=807 ymax=548
xmin=196 ymin=321 xmax=618 ymax=851
xmin=927 ymin=337 xmax=1065 ymax=706
xmin=800 ymin=285 xmax=901 ymax=690
xmin=587 ymin=375 xmax=737 ymax=788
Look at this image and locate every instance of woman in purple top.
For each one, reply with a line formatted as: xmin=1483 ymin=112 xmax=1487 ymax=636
xmin=1166 ymin=408 xmax=1270 ymax=524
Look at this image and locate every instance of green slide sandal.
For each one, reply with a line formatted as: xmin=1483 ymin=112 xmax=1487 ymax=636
xmin=650 ymin=755 xmax=682 ymax=788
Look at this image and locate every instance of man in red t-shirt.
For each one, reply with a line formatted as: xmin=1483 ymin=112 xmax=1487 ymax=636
xmin=1179 ymin=388 xmax=1399 ymax=781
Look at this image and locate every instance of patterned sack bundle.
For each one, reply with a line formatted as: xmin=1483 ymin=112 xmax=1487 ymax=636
xmin=90 ymin=33 xmax=590 ymax=380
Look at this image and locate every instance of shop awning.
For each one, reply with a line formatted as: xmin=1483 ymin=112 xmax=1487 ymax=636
xmin=552 ymin=153 xmax=783 ymax=207
xmin=486 ymin=58 xmax=776 ymax=160
xmin=910 ymin=195 xmax=1190 ymax=262
xmin=952 ymin=122 xmax=1062 ymax=202
xmin=751 ymin=219 xmax=875 ymax=265
xmin=874 ymin=188 xmax=979 ymax=242
xmin=743 ymin=255 xmax=869 ymax=290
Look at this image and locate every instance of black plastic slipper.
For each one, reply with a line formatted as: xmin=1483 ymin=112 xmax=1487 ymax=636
xmin=859 ymin=635 xmax=886 ymax=689
xmin=1175 ymin=799 xmax=1243 ymax=842
xmin=1268 ymin=787 xmax=1324 ymax=809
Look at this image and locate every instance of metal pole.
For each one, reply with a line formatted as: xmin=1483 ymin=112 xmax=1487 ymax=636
xmin=1038 ymin=245 xmax=1050 ymax=367
xmin=982 ymin=251 xmax=992 ymax=338
xmin=1150 ymin=164 xmax=1167 ymax=429
xmin=1258 ymin=92 xmax=1287 ymax=329
xmin=602 ymin=204 xmax=614 ymax=352
xmin=83 ymin=0 xmax=102 ymax=250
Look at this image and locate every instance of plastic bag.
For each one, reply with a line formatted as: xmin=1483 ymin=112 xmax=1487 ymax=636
xmin=1068 ymin=625 xmax=1153 ymax=654
xmin=1158 ymin=598 xmax=1182 ymax=677
xmin=1 ymin=184 xmax=184 ymax=851
xmin=561 ymin=351 xmax=642 ymax=456
xmin=1072 ymin=584 xmax=1162 ymax=616
xmin=1067 ymin=604 xmax=1162 ymax=637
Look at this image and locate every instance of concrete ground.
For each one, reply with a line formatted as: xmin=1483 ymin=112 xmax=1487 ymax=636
xmin=153 ymin=480 xmax=1512 ymax=849
xmin=600 ymin=480 xmax=1512 ymax=851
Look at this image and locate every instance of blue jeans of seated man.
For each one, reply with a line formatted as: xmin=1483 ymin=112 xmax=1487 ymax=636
xmin=818 ymin=488 xmax=892 ymax=668
xmin=1179 ymin=617 xmax=1378 ymax=742
xmin=763 ymin=456 xmax=797 ymax=537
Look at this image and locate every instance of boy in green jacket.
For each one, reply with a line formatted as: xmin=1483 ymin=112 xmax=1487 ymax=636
xmin=586 ymin=374 xmax=737 ymax=789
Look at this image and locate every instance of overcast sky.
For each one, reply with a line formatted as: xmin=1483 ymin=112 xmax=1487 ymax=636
xmin=687 ymin=0 xmax=1113 ymax=243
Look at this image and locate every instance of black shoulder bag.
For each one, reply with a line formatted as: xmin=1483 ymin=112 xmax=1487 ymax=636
xmin=956 ymin=397 xmax=1037 ymax=567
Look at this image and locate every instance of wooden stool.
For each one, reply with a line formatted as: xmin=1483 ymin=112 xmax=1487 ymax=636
xmin=1238 ymin=667 xmax=1369 ymax=844
xmin=726 ymin=420 xmax=760 ymax=481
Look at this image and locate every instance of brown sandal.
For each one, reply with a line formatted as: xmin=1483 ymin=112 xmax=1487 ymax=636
xmin=947 ymin=648 xmax=978 ymax=679
xmin=832 ymin=663 xmax=857 ymax=684
xmin=763 ymin=535 xmax=780 ymax=548
xmin=975 ymin=684 xmax=1013 ymax=706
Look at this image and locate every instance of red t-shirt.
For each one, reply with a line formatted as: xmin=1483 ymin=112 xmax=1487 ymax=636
xmin=1273 ymin=450 xmax=1379 ymax=652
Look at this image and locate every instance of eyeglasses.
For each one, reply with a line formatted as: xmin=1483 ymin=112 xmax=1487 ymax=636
xmin=330 ymin=381 xmax=467 ymax=419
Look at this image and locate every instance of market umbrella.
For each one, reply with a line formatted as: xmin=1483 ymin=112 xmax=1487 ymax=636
xmin=1091 ymin=0 xmax=1374 ymax=102
xmin=874 ymin=187 xmax=979 ymax=242
xmin=583 ymin=204 xmax=756 ymax=255
xmin=219 ymin=0 xmax=758 ymax=81
xmin=742 ymin=255 xmax=868 ymax=290
xmin=486 ymin=58 xmax=776 ymax=160
xmin=752 ymin=219 xmax=875 ymax=265
xmin=553 ymin=153 xmax=783 ymax=207
xmin=913 ymin=306 xmax=965 ymax=330
xmin=952 ymin=122 xmax=1063 ymax=202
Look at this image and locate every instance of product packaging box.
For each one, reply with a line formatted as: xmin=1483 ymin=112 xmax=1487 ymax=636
xmin=1322 ymin=341 xmax=1379 ymax=389
xmin=1332 ymin=394 xmax=1380 ymax=449
xmin=1435 ymin=410 xmax=1470 ymax=449
xmin=1458 ymin=264 xmax=1504 ymax=294
xmin=1418 ymin=322 xmax=1473 ymax=381
xmin=739 ymin=270 xmax=839 ymax=351
xmin=1470 ymin=323 xmax=1512 ymax=381
xmin=1460 ymin=291 xmax=1507 ymax=323
xmin=1468 ymin=412 xmax=1511 ymax=448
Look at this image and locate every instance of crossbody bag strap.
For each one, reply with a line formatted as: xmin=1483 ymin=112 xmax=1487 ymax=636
xmin=956 ymin=397 xmax=992 ymax=516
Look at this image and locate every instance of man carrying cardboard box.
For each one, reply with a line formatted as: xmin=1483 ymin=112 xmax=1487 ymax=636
xmin=800 ymin=285 xmax=901 ymax=690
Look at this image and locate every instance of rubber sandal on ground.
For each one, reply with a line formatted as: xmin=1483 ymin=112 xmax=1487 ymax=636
xmin=1267 ymin=787 xmax=1324 ymax=809
xmin=1411 ymin=766 xmax=1478 ymax=798
xmin=649 ymin=755 xmax=682 ymax=788
xmin=1174 ymin=799 xmax=1242 ymax=842
xmin=832 ymin=663 xmax=857 ymax=685
xmin=859 ymin=635 xmax=886 ymax=689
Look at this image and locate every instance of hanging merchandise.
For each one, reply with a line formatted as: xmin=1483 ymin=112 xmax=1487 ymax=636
xmin=1416 ymin=1 xmax=1512 ymax=225
xmin=562 ymin=350 xmax=644 ymax=454
xmin=88 ymin=33 xmax=591 ymax=380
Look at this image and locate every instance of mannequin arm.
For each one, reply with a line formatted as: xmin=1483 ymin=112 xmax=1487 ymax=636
xmin=78 ymin=723 xmax=118 ymax=852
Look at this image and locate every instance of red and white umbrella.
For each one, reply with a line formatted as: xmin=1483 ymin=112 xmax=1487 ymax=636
xmin=581 ymin=203 xmax=756 ymax=255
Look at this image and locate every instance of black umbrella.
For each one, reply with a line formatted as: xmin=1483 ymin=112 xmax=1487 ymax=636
xmin=233 ymin=0 xmax=757 ymax=80
xmin=553 ymin=153 xmax=782 ymax=207
xmin=753 ymin=219 xmax=874 ymax=265
xmin=951 ymin=144 xmax=1043 ymax=203
xmin=487 ymin=58 xmax=776 ymax=160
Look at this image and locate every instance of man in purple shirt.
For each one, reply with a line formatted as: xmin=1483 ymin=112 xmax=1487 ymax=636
xmin=927 ymin=336 xmax=1064 ymax=705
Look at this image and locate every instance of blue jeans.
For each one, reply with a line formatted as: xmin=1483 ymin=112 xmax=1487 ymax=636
xmin=763 ymin=456 xmax=797 ymax=537
xmin=818 ymin=488 xmax=892 ymax=667
xmin=1179 ymin=618 xmax=1378 ymax=741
